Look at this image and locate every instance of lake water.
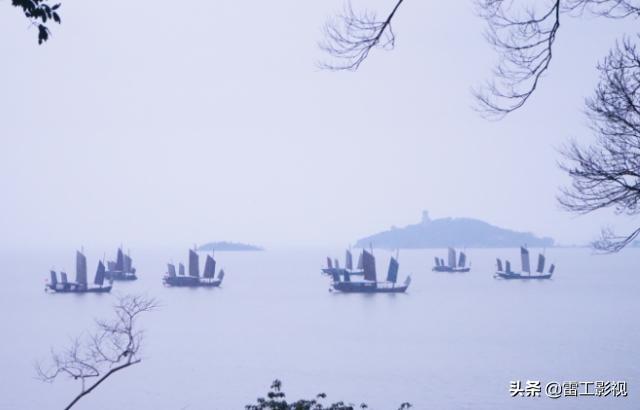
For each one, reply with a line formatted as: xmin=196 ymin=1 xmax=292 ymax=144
xmin=0 ymin=247 xmax=638 ymax=409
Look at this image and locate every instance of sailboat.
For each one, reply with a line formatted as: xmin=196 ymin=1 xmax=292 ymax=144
xmin=46 ymin=251 xmax=112 ymax=293
xmin=163 ymin=249 xmax=225 ymax=287
xmin=433 ymin=247 xmax=470 ymax=272
xmin=495 ymin=246 xmax=555 ymax=280
xmin=329 ymin=250 xmax=411 ymax=293
xmin=321 ymin=249 xmax=364 ymax=277
xmin=105 ymin=248 xmax=138 ymax=281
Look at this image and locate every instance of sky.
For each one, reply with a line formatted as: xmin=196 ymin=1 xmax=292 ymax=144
xmin=1 ymin=0 xmax=638 ymax=251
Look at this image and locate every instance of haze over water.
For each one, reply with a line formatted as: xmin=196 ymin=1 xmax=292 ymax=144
xmin=1 ymin=247 xmax=638 ymax=409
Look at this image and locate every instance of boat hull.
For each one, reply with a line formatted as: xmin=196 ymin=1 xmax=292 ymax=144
xmin=163 ymin=276 xmax=222 ymax=287
xmin=494 ymin=272 xmax=552 ymax=280
xmin=432 ymin=266 xmax=470 ymax=273
xmin=46 ymin=284 xmax=112 ymax=293
xmin=331 ymin=282 xmax=408 ymax=293
xmin=105 ymin=270 xmax=138 ymax=281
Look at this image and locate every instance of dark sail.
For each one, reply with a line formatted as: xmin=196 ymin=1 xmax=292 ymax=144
xmin=549 ymin=264 xmax=555 ymax=274
xmin=107 ymin=261 xmax=116 ymax=271
xmin=536 ymin=254 xmax=545 ymax=273
xmin=331 ymin=271 xmax=340 ymax=282
xmin=505 ymin=260 xmax=512 ymax=273
xmin=50 ymin=270 xmax=58 ymax=286
xmin=386 ymin=257 xmax=399 ymax=284
xmin=334 ymin=259 xmax=340 ymax=269
xmin=346 ymin=250 xmax=353 ymax=270
xmin=178 ymin=263 xmax=185 ymax=276
xmin=448 ymin=247 xmax=457 ymax=268
xmin=496 ymin=258 xmax=503 ymax=272
xmin=115 ymin=248 xmax=124 ymax=271
xmin=124 ymin=254 xmax=133 ymax=272
xmin=61 ymin=272 xmax=68 ymax=283
xmin=94 ymin=261 xmax=106 ymax=286
xmin=76 ymin=251 xmax=88 ymax=285
xmin=458 ymin=252 xmax=466 ymax=268
xmin=217 ymin=269 xmax=225 ymax=281
xmin=203 ymin=255 xmax=216 ymax=278
xmin=188 ymin=249 xmax=199 ymax=277
xmin=343 ymin=270 xmax=351 ymax=282
xmin=356 ymin=252 xmax=363 ymax=270
xmin=440 ymin=258 xmax=445 ymax=267
xmin=167 ymin=263 xmax=177 ymax=277
xmin=434 ymin=257 xmax=440 ymax=267
xmin=520 ymin=246 xmax=531 ymax=273
xmin=362 ymin=250 xmax=377 ymax=282
xmin=327 ymin=257 xmax=333 ymax=269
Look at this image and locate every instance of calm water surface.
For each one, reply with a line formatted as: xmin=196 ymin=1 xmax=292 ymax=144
xmin=0 ymin=247 xmax=638 ymax=409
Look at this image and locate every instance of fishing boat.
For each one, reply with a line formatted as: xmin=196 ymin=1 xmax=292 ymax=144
xmin=321 ymin=249 xmax=364 ymax=277
xmin=163 ymin=249 xmax=225 ymax=287
xmin=433 ymin=247 xmax=470 ymax=272
xmin=495 ymin=246 xmax=555 ymax=280
xmin=329 ymin=250 xmax=411 ymax=293
xmin=46 ymin=251 xmax=112 ymax=293
xmin=105 ymin=248 xmax=137 ymax=281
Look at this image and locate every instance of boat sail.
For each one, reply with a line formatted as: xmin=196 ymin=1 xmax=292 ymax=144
xmin=328 ymin=249 xmax=411 ymax=293
xmin=104 ymin=247 xmax=138 ymax=280
xmin=432 ymin=247 xmax=470 ymax=272
xmin=163 ymin=248 xmax=225 ymax=287
xmin=46 ymin=250 xmax=113 ymax=293
xmin=345 ymin=249 xmax=353 ymax=270
xmin=495 ymin=246 xmax=555 ymax=280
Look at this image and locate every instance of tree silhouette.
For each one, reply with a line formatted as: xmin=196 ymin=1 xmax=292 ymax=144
xmin=559 ymin=37 xmax=640 ymax=252
xmin=245 ymin=379 xmax=412 ymax=410
xmin=36 ymin=295 xmax=158 ymax=410
xmin=9 ymin=0 xmax=62 ymax=44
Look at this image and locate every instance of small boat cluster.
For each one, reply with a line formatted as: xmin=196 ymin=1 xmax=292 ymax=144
xmin=322 ymin=249 xmax=412 ymax=293
xmin=495 ymin=246 xmax=555 ymax=280
xmin=45 ymin=247 xmax=226 ymax=293
xmin=322 ymin=245 xmax=555 ymax=293
xmin=46 ymin=245 xmax=556 ymax=295
xmin=47 ymin=251 xmax=112 ymax=293
xmin=163 ymin=249 xmax=225 ymax=287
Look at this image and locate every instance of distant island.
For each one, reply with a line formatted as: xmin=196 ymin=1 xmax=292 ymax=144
xmin=355 ymin=211 xmax=554 ymax=249
xmin=197 ymin=241 xmax=264 ymax=251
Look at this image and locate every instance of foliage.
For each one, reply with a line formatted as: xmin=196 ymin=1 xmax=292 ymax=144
xmin=245 ymin=380 xmax=412 ymax=410
xmin=10 ymin=0 xmax=62 ymax=44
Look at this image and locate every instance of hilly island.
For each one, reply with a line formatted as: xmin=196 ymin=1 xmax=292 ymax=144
xmin=355 ymin=211 xmax=554 ymax=249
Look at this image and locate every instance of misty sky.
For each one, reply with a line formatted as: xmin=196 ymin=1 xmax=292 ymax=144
xmin=1 ymin=0 xmax=638 ymax=251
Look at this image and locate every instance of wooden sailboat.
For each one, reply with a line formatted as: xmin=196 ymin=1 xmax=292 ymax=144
xmin=432 ymin=247 xmax=470 ymax=272
xmin=163 ymin=249 xmax=225 ymax=287
xmin=329 ymin=250 xmax=411 ymax=293
xmin=495 ymin=246 xmax=554 ymax=280
xmin=46 ymin=251 xmax=113 ymax=293
xmin=105 ymin=248 xmax=138 ymax=281
xmin=321 ymin=249 xmax=365 ymax=277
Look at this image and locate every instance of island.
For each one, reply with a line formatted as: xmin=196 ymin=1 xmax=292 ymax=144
xmin=197 ymin=241 xmax=264 ymax=251
xmin=355 ymin=211 xmax=554 ymax=249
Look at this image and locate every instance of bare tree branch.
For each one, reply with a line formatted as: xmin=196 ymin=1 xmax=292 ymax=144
xmin=474 ymin=0 xmax=561 ymax=119
xmin=319 ymin=0 xmax=405 ymax=70
xmin=475 ymin=0 xmax=640 ymax=118
xmin=36 ymin=294 xmax=158 ymax=410
xmin=559 ymin=36 xmax=640 ymax=252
